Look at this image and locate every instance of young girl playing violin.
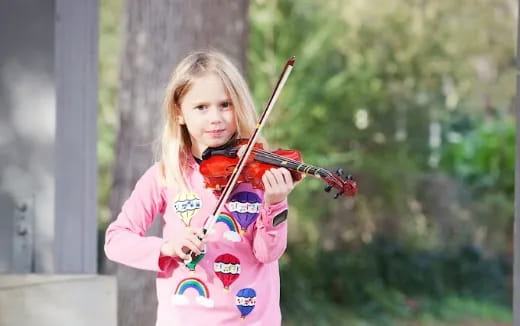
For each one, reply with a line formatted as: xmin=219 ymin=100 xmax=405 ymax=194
xmin=104 ymin=51 xmax=298 ymax=326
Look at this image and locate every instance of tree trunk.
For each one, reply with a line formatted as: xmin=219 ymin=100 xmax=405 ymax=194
xmin=105 ymin=1 xmax=249 ymax=325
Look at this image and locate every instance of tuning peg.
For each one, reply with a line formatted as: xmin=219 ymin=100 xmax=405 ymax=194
xmin=334 ymin=191 xmax=344 ymax=199
xmin=336 ymin=168 xmax=344 ymax=176
xmin=346 ymin=174 xmax=353 ymax=180
xmin=324 ymin=185 xmax=333 ymax=192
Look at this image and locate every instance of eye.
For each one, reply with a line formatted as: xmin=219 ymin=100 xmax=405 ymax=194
xmin=194 ymin=105 xmax=206 ymax=111
xmin=221 ymin=101 xmax=232 ymax=109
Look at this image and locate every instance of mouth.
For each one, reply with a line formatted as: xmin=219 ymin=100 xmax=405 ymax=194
xmin=205 ymin=129 xmax=227 ymax=137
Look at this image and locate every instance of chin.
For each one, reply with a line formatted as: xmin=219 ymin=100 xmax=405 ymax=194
xmin=207 ymin=134 xmax=233 ymax=146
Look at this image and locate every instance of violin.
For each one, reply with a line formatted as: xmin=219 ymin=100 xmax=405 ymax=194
xmin=199 ymin=137 xmax=358 ymax=198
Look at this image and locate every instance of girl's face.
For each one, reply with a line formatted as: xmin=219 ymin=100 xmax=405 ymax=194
xmin=178 ymin=73 xmax=237 ymax=158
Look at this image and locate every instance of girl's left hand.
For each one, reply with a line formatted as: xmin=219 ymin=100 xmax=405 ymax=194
xmin=262 ymin=168 xmax=295 ymax=206
xmin=236 ymin=146 xmax=301 ymax=205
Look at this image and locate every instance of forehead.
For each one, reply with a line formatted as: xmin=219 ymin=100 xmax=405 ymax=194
xmin=181 ymin=73 xmax=230 ymax=105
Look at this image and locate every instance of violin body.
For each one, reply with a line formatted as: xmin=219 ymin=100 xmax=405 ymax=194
xmin=199 ymin=142 xmax=303 ymax=191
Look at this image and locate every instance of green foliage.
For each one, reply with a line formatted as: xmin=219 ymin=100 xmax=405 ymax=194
xmin=424 ymin=296 xmax=512 ymax=323
xmin=280 ymin=237 xmax=511 ymax=324
xmin=439 ymin=118 xmax=515 ymax=252
xmin=440 ymin=118 xmax=514 ymax=196
xmin=98 ymin=0 xmax=122 ymax=223
xmin=249 ymin=0 xmax=516 ymax=248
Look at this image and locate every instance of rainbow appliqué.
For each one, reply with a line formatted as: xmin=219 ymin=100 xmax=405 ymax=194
xmin=171 ymin=277 xmax=214 ymax=308
xmin=213 ymin=212 xmax=241 ymax=242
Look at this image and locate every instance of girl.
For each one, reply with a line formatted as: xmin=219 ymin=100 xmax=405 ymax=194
xmin=105 ymin=51 xmax=297 ymax=326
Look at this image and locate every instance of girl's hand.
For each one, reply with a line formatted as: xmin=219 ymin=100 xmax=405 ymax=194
xmin=262 ymin=168 xmax=296 ymax=206
xmin=160 ymin=226 xmax=205 ymax=260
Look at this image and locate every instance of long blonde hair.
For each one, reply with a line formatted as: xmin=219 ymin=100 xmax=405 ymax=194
xmin=158 ymin=51 xmax=260 ymax=190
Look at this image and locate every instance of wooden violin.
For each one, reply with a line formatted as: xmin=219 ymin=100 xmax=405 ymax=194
xmin=199 ymin=137 xmax=358 ymax=198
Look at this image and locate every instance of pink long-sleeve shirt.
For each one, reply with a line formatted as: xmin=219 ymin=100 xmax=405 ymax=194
xmin=104 ymin=160 xmax=288 ymax=325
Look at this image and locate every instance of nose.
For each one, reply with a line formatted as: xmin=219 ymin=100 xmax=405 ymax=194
xmin=207 ymin=106 xmax=223 ymax=124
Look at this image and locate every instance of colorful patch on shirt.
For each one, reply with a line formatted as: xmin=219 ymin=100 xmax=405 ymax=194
xmin=236 ymin=288 xmax=256 ymax=320
xmin=214 ymin=253 xmax=241 ymax=291
xmin=228 ymin=191 xmax=262 ymax=233
xmin=215 ymin=212 xmax=241 ymax=242
xmin=172 ymin=277 xmax=213 ymax=308
xmin=173 ymin=191 xmax=201 ymax=225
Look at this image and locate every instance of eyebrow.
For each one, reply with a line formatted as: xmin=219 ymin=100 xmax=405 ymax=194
xmin=190 ymin=99 xmax=232 ymax=107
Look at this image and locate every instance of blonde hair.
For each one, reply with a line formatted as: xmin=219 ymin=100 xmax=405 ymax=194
xmin=158 ymin=51 xmax=260 ymax=190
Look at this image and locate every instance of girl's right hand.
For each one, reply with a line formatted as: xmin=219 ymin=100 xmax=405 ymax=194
xmin=160 ymin=227 xmax=206 ymax=260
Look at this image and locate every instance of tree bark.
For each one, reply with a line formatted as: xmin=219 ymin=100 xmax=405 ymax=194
xmin=105 ymin=1 xmax=249 ymax=325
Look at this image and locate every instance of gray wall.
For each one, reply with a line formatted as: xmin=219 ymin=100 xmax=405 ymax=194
xmin=0 ymin=0 xmax=56 ymax=273
xmin=0 ymin=0 xmax=98 ymax=274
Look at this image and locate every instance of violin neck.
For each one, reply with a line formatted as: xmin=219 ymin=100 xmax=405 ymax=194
xmin=254 ymin=154 xmax=329 ymax=178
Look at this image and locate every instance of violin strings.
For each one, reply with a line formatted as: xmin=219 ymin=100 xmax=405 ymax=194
xmin=250 ymin=148 xmax=335 ymax=179
xmin=246 ymin=148 xmax=344 ymax=189
xmin=251 ymin=149 xmax=306 ymax=169
xmin=251 ymin=149 xmax=330 ymax=176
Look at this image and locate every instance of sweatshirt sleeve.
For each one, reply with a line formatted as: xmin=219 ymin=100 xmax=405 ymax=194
xmin=104 ymin=163 xmax=170 ymax=272
xmin=251 ymin=199 xmax=289 ymax=263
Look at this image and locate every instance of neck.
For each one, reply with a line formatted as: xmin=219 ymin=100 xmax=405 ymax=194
xmin=190 ymin=143 xmax=203 ymax=160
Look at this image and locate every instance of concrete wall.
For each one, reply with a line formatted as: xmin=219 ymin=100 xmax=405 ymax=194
xmin=0 ymin=275 xmax=116 ymax=326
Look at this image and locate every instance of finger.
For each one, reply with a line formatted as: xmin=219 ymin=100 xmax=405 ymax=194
xmin=187 ymin=226 xmax=201 ymax=237
xmin=267 ymin=169 xmax=280 ymax=186
xmin=187 ymin=226 xmax=205 ymax=243
xmin=262 ymin=170 xmax=274 ymax=189
xmin=183 ymin=240 xmax=201 ymax=255
xmin=279 ymin=168 xmax=294 ymax=188
xmin=187 ymin=235 xmax=204 ymax=251
xmin=269 ymin=169 xmax=289 ymax=193
xmin=275 ymin=168 xmax=292 ymax=188
xmin=279 ymin=167 xmax=292 ymax=181
xmin=176 ymin=248 xmax=190 ymax=260
xmin=194 ymin=228 xmax=206 ymax=241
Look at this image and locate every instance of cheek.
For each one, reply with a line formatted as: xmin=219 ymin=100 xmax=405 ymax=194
xmin=226 ymin=111 xmax=237 ymax=125
xmin=184 ymin=117 xmax=203 ymax=134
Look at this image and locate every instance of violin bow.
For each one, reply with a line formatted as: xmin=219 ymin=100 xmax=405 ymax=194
xmin=184 ymin=57 xmax=295 ymax=265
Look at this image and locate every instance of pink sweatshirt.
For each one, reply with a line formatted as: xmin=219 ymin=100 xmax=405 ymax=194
xmin=104 ymin=160 xmax=288 ymax=326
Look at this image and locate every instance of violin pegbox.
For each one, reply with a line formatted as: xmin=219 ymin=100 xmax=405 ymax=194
xmin=323 ymin=168 xmax=358 ymax=199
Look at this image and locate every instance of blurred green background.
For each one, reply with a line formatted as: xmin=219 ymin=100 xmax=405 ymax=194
xmin=98 ymin=0 xmax=516 ymax=325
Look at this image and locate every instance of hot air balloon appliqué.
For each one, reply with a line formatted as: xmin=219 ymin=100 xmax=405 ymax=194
xmin=228 ymin=191 xmax=261 ymax=234
xmin=235 ymin=288 xmax=256 ymax=320
xmin=214 ymin=253 xmax=240 ymax=291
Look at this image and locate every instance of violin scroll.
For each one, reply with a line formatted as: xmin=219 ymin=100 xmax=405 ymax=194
xmin=323 ymin=168 xmax=358 ymax=198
